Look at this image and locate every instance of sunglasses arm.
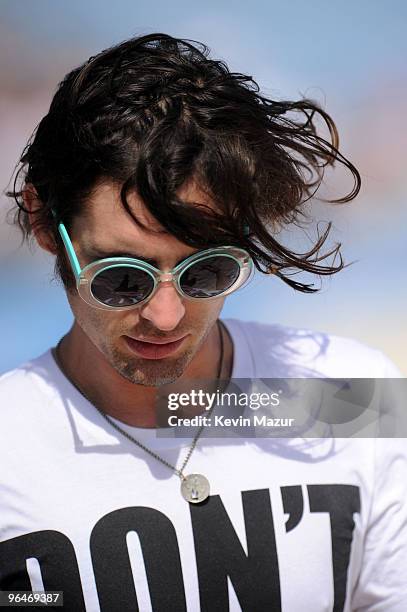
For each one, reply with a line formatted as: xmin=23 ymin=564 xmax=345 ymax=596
xmin=57 ymin=223 xmax=82 ymax=278
xmin=51 ymin=210 xmax=82 ymax=279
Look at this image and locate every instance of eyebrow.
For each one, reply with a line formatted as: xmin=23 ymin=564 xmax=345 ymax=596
xmin=86 ymin=247 xmax=159 ymax=266
xmin=86 ymin=247 xmax=197 ymax=268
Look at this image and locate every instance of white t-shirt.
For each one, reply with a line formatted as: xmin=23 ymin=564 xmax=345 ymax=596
xmin=0 ymin=317 xmax=406 ymax=611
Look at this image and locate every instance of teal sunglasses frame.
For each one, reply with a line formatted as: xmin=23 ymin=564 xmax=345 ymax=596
xmin=54 ymin=215 xmax=254 ymax=311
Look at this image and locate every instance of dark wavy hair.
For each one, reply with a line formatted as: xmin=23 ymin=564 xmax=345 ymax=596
xmin=7 ymin=32 xmax=360 ymax=293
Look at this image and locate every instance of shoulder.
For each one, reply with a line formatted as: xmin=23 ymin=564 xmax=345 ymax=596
xmin=0 ymin=349 xmax=56 ymax=421
xmin=0 ymin=349 xmax=52 ymax=385
xmin=222 ymin=318 xmax=401 ymax=378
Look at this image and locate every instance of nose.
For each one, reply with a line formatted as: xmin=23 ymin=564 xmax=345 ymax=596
xmin=139 ymin=280 xmax=186 ymax=330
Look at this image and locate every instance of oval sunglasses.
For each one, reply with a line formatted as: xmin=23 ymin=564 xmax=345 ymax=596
xmin=53 ymin=212 xmax=254 ymax=311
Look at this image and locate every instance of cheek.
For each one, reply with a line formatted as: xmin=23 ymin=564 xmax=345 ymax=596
xmin=67 ymin=291 xmax=128 ymax=339
xmin=187 ymin=297 xmax=225 ymax=324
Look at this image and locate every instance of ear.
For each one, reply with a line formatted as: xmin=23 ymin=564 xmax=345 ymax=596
xmin=22 ymin=184 xmax=58 ymax=255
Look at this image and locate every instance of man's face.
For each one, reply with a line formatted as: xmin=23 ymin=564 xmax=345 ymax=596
xmin=64 ymin=179 xmax=226 ymax=387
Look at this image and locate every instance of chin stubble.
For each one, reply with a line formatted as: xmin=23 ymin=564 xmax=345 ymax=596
xmin=109 ymin=347 xmax=196 ymax=387
xmin=96 ymin=320 xmax=215 ymax=387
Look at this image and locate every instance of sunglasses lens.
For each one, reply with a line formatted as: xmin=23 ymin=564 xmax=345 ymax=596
xmin=180 ymin=255 xmax=240 ymax=298
xmin=91 ymin=266 xmax=154 ymax=307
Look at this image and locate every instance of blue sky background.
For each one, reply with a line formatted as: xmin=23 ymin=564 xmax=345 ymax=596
xmin=1 ymin=0 xmax=406 ymax=373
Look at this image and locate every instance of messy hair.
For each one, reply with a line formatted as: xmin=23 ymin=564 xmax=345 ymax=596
xmin=7 ymin=32 xmax=360 ymax=293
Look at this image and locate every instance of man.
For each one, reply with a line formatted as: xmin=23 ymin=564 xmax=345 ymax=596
xmin=1 ymin=33 xmax=406 ymax=611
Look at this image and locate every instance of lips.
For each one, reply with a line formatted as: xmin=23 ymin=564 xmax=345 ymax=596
xmin=130 ymin=336 xmax=186 ymax=344
xmin=124 ymin=335 xmax=188 ymax=359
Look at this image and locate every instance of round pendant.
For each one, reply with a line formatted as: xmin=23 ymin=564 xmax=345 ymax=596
xmin=181 ymin=473 xmax=210 ymax=504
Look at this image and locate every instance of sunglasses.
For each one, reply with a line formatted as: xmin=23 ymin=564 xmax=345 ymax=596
xmin=55 ymin=217 xmax=254 ymax=311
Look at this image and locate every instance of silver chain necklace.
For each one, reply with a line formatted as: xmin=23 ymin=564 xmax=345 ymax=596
xmin=51 ymin=320 xmax=226 ymax=504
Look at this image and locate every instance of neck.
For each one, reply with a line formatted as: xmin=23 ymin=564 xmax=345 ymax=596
xmin=53 ymin=319 xmax=233 ymax=428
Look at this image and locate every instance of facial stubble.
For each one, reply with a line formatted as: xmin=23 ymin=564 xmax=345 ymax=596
xmin=95 ymin=317 xmax=215 ymax=388
xmin=71 ymin=291 xmax=221 ymax=388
